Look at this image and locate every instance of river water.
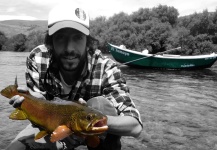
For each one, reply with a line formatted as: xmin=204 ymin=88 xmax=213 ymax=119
xmin=0 ymin=51 xmax=217 ymax=150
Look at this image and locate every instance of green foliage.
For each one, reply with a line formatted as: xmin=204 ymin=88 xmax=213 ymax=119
xmin=89 ymin=5 xmax=217 ymax=54
xmin=152 ymin=5 xmax=179 ymax=26
xmin=0 ymin=5 xmax=217 ymax=54
xmin=90 ymin=5 xmax=178 ymax=53
xmin=189 ymin=10 xmax=212 ymax=36
xmin=25 ymin=30 xmax=46 ymax=51
xmin=193 ymin=34 xmax=215 ymax=54
xmin=131 ymin=8 xmax=153 ymax=23
xmin=143 ymin=20 xmax=172 ymax=53
xmin=0 ymin=31 xmax=7 ymax=50
xmin=2 ymin=33 xmax=26 ymax=51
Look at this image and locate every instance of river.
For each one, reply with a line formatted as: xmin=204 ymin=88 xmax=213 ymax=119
xmin=0 ymin=51 xmax=217 ymax=150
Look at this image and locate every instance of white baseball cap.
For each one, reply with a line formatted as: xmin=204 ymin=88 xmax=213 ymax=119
xmin=48 ymin=3 xmax=90 ymax=35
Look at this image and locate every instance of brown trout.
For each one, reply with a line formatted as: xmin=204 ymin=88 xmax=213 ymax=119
xmin=1 ymin=78 xmax=108 ymax=148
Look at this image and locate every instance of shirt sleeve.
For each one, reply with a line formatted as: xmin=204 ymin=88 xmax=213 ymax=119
xmin=25 ymin=46 xmax=47 ymax=96
xmin=102 ymin=59 xmax=143 ymax=126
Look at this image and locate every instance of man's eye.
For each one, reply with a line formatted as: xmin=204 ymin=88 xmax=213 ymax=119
xmin=73 ymin=34 xmax=83 ymax=41
xmin=54 ymin=34 xmax=66 ymax=41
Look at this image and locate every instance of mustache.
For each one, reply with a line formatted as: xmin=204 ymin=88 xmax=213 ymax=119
xmin=61 ymin=51 xmax=81 ymax=58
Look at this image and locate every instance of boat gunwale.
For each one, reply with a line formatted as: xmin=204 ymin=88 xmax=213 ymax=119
xmin=109 ymin=43 xmax=217 ymax=60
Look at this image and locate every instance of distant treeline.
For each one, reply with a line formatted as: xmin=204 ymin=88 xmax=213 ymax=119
xmin=1 ymin=5 xmax=217 ymax=55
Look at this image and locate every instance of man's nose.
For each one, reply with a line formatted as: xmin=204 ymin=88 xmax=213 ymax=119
xmin=66 ymin=37 xmax=75 ymax=53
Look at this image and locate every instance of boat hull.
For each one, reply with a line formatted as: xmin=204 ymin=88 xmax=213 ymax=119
xmin=108 ymin=44 xmax=217 ymax=69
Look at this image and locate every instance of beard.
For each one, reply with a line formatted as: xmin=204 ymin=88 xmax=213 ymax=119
xmin=53 ymin=50 xmax=87 ymax=72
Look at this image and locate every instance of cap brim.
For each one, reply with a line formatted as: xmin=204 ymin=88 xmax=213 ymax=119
xmin=48 ymin=21 xmax=89 ymax=35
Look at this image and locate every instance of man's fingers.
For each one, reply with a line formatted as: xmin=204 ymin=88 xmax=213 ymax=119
xmin=9 ymin=99 xmax=14 ymax=105
xmin=9 ymin=95 xmax=24 ymax=108
xmin=17 ymin=87 xmax=28 ymax=93
xmin=9 ymin=95 xmax=19 ymax=104
xmin=12 ymin=96 xmax=24 ymax=108
xmin=78 ymin=98 xmax=87 ymax=105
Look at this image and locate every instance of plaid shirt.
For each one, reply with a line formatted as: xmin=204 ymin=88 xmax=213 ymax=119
xmin=25 ymin=44 xmax=142 ymax=125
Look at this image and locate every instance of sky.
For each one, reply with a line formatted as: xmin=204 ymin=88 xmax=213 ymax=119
xmin=0 ymin=0 xmax=217 ymax=21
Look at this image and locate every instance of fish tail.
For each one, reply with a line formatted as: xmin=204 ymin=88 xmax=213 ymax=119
xmin=0 ymin=77 xmax=19 ymax=99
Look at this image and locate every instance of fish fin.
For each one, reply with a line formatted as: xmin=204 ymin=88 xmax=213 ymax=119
xmin=9 ymin=108 xmax=28 ymax=120
xmin=50 ymin=125 xmax=73 ymax=142
xmin=35 ymin=131 xmax=48 ymax=140
xmin=15 ymin=76 xmax=18 ymax=88
xmin=86 ymin=136 xmax=100 ymax=148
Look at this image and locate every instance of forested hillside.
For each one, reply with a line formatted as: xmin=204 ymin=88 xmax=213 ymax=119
xmin=0 ymin=20 xmax=47 ymax=51
xmin=0 ymin=5 xmax=217 ymax=55
xmin=0 ymin=20 xmax=47 ymax=37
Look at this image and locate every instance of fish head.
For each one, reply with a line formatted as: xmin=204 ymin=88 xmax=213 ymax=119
xmin=1 ymin=85 xmax=18 ymax=99
xmin=70 ymin=108 xmax=108 ymax=135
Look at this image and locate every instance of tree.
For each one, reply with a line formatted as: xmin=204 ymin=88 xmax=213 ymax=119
xmin=25 ymin=30 xmax=46 ymax=51
xmin=90 ymin=16 xmax=108 ymax=51
xmin=0 ymin=31 xmax=7 ymax=50
xmin=104 ymin=12 xmax=136 ymax=50
xmin=189 ymin=10 xmax=214 ymax=36
xmin=194 ymin=34 xmax=214 ymax=54
xmin=144 ymin=19 xmax=172 ymax=53
xmin=3 ymin=34 xmax=26 ymax=51
xmin=131 ymin=8 xmax=153 ymax=24
xmin=152 ymin=5 xmax=179 ymax=26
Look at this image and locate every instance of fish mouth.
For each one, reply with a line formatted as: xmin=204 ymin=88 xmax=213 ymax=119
xmin=1 ymin=87 xmax=11 ymax=98
xmin=86 ymin=116 xmax=108 ymax=134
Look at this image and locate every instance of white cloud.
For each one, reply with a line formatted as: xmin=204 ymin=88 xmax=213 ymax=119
xmin=0 ymin=15 xmax=37 ymax=21
xmin=23 ymin=0 xmax=58 ymax=5
xmin=23 ymin=0 xmax=74 ymax=7
xmin=0 ymin=0 xmax=217 ymax=21
xmin=6 ymin=7 xmax=16 ymax=13
xmin=166 ymin=0 xmax=217 ymax=16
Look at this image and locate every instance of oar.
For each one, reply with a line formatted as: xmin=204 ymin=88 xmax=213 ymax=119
xmin=156 ymin=47 xmax=181 ymax=55
xmin=121 ymin=47 xmax=181 ymax=65
xmin=116 ymin=46 xmax=181 ymax=66
xmin=117 ymin=54 xmax=155 ymax=67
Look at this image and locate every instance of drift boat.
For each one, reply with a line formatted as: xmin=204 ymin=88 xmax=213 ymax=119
xmin=108 ymin=43 xmax=217 ymax=69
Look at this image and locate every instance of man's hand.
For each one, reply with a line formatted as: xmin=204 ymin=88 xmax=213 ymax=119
xmin=9 ymin=94 xmax=25 ymax=108
xmin=53 ymin=97 xmax=87 ymax=106
xmin=78 ymin=98 xmax=87 ymax=105
xmin=9 ymin=87 xmax=27 ymax=108
xmin=9 ymin=87 xmax=45 ymax=108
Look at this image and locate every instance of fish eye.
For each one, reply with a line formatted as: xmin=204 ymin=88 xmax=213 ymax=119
xmin=86 ymin=114 xmax=93 ymax=121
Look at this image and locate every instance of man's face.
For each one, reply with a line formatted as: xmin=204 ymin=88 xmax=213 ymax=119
xmin=52 ymin=28 xmax=87 ymax=71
